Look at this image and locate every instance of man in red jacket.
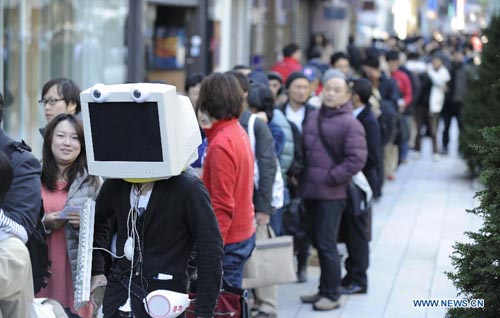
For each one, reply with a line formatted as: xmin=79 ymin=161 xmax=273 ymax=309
xmin=271 ymin=43 xmax=303 ymax=83
xmin=386 ymin=50 xmax=413 ymax=165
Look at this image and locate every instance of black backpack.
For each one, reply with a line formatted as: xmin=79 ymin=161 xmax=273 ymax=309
xmin=3 ymin=141 xmax=51 ymax=294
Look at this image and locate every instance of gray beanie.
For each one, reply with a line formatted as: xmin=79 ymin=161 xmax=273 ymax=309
xmin=321 ymin=68 xmax=346 ymax=85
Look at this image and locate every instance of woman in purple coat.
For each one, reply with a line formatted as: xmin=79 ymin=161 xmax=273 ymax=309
xmin=299 ymin=69 xmax=367 ymax=311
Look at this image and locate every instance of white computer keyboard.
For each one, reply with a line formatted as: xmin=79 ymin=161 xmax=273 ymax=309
xmin=74 ymin=199 xmax=95 ymax=310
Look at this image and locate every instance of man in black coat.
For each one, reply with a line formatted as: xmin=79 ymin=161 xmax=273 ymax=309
xmin=338 ymin=79 xmax=382 ymax=295
xmin=83 ymin=81 xmax=225 ymax=318
xmin=441 ymin=50 xmax=469 ymax=155
xmin=91 ymin=177 xmax=224 ymax=318
xmin=351 ymin=79 xmax=382 ymax=199
xmin=0 ymin=92 xmax=42 ymax=317
xmin=361 ymin=57 xmax=401 ymax=188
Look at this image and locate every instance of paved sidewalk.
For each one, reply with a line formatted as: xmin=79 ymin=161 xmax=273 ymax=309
xmin=277 ymin=129 xmax=482 ymax=318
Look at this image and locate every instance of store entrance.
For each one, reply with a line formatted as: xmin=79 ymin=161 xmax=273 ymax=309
xmin=146 ymin=5 xmax=188 ymax=92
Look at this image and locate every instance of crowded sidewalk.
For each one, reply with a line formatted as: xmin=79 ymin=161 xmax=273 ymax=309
xmin=278 ymin=124 xmax=482 ymax=318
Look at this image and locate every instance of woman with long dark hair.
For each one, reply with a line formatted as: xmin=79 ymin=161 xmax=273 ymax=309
xmin=37 ymin=113 xmax=101 ymax=318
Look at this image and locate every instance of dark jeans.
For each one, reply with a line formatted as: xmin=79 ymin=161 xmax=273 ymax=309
xmin=399 ymin=114 xmax=411 ymax=161
xmin=305 ymin=199 xmax=346 ymax=300
xmin=415 ymin=107 xmax=439 ymax=154
xmin=340 ymin=207 xmax=370 ymax=288
xmin=269 ymin=188 xmax=290 ymax=236
xmin=223 ymin=233 xmax=256 ymax=288
xmin=269 ymin=207 xmax=284 ymax=236
xmin=442 ymin=102 xmax=463 ymax=150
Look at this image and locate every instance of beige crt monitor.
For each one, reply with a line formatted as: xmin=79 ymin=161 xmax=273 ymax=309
xmin=80 ymin=83 xmax=201 ymax=179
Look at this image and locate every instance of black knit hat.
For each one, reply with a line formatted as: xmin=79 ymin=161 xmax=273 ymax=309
xmin=285 ymin=71 xmax=310 ymax=89
xmin=267 ymin=71 xmax=283 ymax=84
xmin=248 ymin=71 xmax=269 ymax=87
xmin=362 ymin=57 xmax=380 ymax=69
xmin=385 ymin=50 xmax=399 ymax=62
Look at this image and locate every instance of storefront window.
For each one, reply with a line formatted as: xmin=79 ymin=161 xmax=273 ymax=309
xmin=145 ymin=4 xmax=188 ymax=90
xmin=2 ymin=0 xmax=127 ymax=154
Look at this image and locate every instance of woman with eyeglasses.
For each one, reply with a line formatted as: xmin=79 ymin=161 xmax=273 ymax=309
xmin=38 ymin=78 xmax=81 ymax=137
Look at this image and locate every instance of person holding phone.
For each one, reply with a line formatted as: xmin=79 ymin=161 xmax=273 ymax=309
xmin=38 ymin=113 xmax=102 ymax=318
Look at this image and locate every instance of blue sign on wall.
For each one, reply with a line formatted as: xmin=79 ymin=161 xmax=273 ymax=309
xmin=427 ymin=0 xmax=438 ymax=11
xmin=323 ymin=6 xmax=347 ymax=20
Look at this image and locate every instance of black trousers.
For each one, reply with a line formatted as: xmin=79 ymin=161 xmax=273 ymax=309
xmin=283 ymin=198 xmax=311 ymax=271
xmin=306 ymin=199 xmax=346 ymax=300
xmin=441 ymin=102 xmax=464 ymax=150
xmin=339 ymin=208 xmax=370 ymax=288
xmin=415 ymin=106 xmax=439 ymax=154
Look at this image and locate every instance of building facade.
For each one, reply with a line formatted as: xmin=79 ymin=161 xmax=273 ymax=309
xmin=3 ymin=0 xmax=492 ymax=155
xmin=1 ymin=0 xmax=128 ymax=154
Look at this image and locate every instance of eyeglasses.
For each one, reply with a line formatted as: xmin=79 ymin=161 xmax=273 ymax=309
xmin=38 ymin=97 xmax=65 ymax=106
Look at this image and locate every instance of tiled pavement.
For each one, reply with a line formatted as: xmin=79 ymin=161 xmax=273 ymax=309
xmin=277 ymin=124 xmax=483 ymax=318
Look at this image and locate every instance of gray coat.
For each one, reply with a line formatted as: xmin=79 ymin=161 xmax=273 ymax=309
xmin=239 ymin=110 xmax=277 ymax=215
xmin=271 ymin=109 xmax=294 ymax=181
xmin=63 ymin=172 xmax=102 ymax=286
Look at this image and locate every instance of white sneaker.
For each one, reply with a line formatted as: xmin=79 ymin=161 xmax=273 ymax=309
xmin=433 ymin=154 xmax=440 ymax=161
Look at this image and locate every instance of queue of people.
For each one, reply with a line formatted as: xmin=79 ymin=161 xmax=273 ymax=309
xmin=0 ymin=31 xmax=476 ymax=318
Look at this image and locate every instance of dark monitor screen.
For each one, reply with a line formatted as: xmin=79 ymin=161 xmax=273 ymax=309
xmin=89 ymin=102 xmax=163 ymax=162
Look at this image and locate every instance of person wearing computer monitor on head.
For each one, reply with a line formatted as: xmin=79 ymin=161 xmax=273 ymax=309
xmin=84 ymin=83 xmax=224 ymax=318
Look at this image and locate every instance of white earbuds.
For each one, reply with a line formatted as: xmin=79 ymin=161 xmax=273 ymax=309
xmin=124 ymin=237 xmax=134 ymax=261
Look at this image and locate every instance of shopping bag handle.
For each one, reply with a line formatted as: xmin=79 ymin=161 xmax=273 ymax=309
xmin=256 ymin=223 xmax=275 ymax=239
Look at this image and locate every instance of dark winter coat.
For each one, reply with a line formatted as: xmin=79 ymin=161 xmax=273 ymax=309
xmin=0 ymin=129 xmax=41 ymax=236
xmin=377 ymin=74 xmax=401 ymax=146
xmin=92 ymin=175 xmax=223 ymax=318
xmin=356 ymin=104 xmax=382 ymax=199
xmin=300 ymin=101 xmax=367 ymax=200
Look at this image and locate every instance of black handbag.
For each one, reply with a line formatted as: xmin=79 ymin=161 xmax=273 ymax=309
xmin=317 ymin=115 xmax=371 ymax=215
